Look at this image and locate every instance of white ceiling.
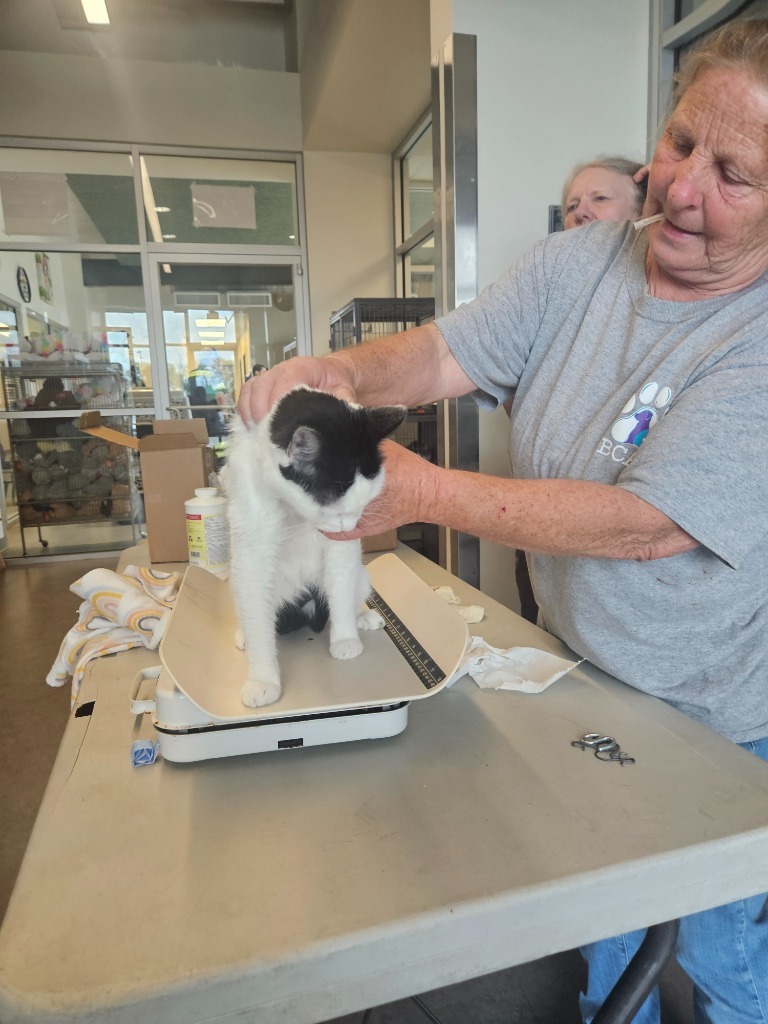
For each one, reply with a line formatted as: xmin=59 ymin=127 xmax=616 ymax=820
xmin=0 ymin=0 xmax=432 ymax=153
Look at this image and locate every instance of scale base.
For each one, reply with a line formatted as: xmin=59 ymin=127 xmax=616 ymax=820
xmin=154 ymin=702 xmax=410 ymax=763
xmin=142 ymin=667 xmax=409 ymax=762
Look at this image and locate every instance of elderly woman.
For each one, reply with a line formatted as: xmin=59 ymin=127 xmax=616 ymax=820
xmin=561 ymin=155 xmax=646 ymax=229
xmin=239 ymin=19 xmax=768 ymax=1024
xmin=516 ymin=154 xmax=649 ymax=624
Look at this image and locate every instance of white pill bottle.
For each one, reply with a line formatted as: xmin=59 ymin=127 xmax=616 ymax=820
xmin=184 ymin=486 xmax=230 ymax=578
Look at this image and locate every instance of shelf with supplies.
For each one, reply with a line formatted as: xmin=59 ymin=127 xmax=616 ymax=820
xmin=1 ymin=362 xmax=142 ymax=556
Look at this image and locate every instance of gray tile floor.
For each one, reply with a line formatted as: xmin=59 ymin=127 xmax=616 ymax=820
xmin=319 ymin=955 xmax=694 ymax=1023
xmin=0 ymin=558 xmax=694 ymax=1024
xmin=322 ymin=952 xmax=587 ymax=1023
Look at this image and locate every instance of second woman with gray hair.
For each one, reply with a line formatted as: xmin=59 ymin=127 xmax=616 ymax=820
xmin=562 ymin=155 xmax=647 ymax=229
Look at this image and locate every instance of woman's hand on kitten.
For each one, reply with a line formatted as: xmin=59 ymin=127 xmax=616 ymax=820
xmin=323 ymin=440 xmax=439 ymax=541
xmin=237 ymin=356 xmax=357 ymax=427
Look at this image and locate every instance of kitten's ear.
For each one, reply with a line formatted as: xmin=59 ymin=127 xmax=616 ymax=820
xmin=366 ymin=405 xmax=408 ymax=443
xmin=286 ymin=425 xmax=321 ymax=471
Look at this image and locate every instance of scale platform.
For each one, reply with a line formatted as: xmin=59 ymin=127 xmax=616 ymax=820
xmin=131 ymin=555 xmax=469 ymax=762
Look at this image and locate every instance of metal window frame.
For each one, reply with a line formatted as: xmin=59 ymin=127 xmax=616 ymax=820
xmin=0 ymin=137 xmax=312 ymax=420
xmin=647 ymin=0 xmax=748 ymax=150
xmin=433 ymin=32 xmax=479 ymax=586
xmin=393 ymin=110 xmax=434 ymax=299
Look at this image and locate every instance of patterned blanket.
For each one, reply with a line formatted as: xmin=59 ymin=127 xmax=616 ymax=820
xmin=47 ymin=565 xmax=180 ymax=701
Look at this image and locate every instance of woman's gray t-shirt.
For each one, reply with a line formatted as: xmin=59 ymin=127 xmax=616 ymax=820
xmin=435 ymin=220 xmax=768 ymax=742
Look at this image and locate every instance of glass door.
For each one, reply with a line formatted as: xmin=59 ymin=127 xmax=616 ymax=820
xmin=147 ymin=255 xmax=306 ymax=441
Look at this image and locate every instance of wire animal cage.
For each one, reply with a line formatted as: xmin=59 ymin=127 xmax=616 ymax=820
xmin=2 ymin=362 xmax=130 ymax=412
xmin=329 ymin=298 xmax=436 ymax=352
xmin=328 ymin=298 xmax=439 ymax=562
xmin=1 ymin=362 xmax=140 ymax=555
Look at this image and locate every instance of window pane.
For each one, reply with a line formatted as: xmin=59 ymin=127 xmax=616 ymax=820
xmin=155 ymin=261 xmax=297 ymax=441
xmin=0 ymin=251 xmax=147 ymax=557
xmin=141 ymin=155 xmax=298 ymax=247
xmin=402 ymin=126 xmax=433 ymax=237
xmin=0 ymin=250 xmax=147 ymax=403
xmin=677 ymin=0 xmax=707 ymax=16
xmin=0 ymin=299 xmax=20 ymax=369
xmin=403 ymin=236 xmax=434 ymax=298
xmin=0 ymin=149 xmax=139 ymax=246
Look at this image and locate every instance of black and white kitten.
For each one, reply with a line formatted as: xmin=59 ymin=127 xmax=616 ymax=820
xmin=221 ymin=386 xmax=407 ymax=708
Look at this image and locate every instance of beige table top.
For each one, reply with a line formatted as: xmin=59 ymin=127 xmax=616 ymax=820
xmin=1 ymin=543 xmax=768 ymax=1024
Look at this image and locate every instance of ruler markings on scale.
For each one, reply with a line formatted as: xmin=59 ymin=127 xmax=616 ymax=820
xmin=367 ymin=589 xmax=445 ymax=689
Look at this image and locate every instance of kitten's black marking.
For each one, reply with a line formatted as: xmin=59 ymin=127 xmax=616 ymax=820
xmin=276 ymin=586 xmax=330 ymax=634
xmin=271 ymin=389 xmax=406 ymax=505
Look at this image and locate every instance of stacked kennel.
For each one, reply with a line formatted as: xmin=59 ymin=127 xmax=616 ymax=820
xmin=329 ymin=298 xmax=438 ymax=561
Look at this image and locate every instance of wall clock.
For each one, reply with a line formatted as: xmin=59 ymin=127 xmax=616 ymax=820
xmin=17 ymin=266 xmax=31 ymax=303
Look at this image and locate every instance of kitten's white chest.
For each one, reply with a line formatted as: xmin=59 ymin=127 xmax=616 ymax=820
xmin=275 ymin=523 xmax=326 ymax=600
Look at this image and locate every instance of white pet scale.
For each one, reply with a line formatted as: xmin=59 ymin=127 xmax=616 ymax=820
xmin=130 ymin=554 xmax=469 ymax=762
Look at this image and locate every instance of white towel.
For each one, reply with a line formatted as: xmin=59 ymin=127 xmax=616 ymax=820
xmin=447 ymin=636 xmax=582 ymax=693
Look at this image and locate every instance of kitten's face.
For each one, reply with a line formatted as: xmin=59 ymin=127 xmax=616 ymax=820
xmin=268 ymin=388 xmax=407 ymax=532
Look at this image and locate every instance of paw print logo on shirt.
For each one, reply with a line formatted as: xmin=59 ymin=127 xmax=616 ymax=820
xmin=610 ymin=382 xmax=672 ymax=448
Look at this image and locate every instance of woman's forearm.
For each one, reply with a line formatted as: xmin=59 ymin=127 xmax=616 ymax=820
xmin=237 ymin=322 xmax=475 ymax=425
xmin=419 ymin=463 xmax=697 ymax=562
xmin=329 ymin=322 xmax=474 ymax=409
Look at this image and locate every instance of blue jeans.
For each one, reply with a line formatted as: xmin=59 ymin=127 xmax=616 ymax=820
xmin=580 ymin=737 xmax=768 ymax=1024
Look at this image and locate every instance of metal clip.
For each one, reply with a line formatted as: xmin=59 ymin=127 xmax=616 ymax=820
xmin=595 ymin=747 xmax=636 ymax=765
xmin=572 ymin=733 xmax=635 ymax=765
xmin=571 ymin=733 xmax=615 ymax=751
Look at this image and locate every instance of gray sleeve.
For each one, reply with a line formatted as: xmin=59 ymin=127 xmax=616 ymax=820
xmin=434 ymin=239 xmax=551 ymax=409
xmin=618 ymin=354 xmax=768 ymax=569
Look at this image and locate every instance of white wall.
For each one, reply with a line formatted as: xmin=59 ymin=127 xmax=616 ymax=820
xmin=297 ymin=0 xmax=431 ymax=153
xmin=433 ymin=0 xmax=649 ymax=608
xmin=0 ymin=52 xmax=302 ymax=151
xmin=303 ymin=152 xmax=394 ymax=355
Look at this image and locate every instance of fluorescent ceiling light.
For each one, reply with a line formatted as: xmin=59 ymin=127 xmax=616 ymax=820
xmin=82 ymin=0 xmax=110 ymax=25
xmin=195 ymin=318 xmax=225 ymax=328
xmin=199 ymin=331 xmax=224 ymax=339
xmin=199 ymin=334 xmax=225 ymax=343
xmin=155 ymin=206 xmax=171 ymax=213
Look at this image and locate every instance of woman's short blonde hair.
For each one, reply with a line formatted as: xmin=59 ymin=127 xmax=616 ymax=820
xmin=674 ymin=18 xmax=768 ymax=104
xmin=561 ymin=156 xmax=646 ymax=218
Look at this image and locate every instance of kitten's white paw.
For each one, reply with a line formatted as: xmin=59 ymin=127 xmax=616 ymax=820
xmin=330 ymin=637 xmax=364 ymax=660
xmin=234 ymin=628 xmax=246 ymax=651
xmin=357 ymin=609 xmax=384 ymax=630
xmin=241 ymin=677 xmax=281 ymax=707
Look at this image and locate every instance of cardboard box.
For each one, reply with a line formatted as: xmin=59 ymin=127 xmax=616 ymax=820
xmin=362 ymin=529 xmax=398 ymax=554
xmin=78 ymin=413 xmax=214 ymax=563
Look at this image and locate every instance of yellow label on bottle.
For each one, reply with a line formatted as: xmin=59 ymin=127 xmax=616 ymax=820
xmin=186 ymin=512 xmax=229 ymax=569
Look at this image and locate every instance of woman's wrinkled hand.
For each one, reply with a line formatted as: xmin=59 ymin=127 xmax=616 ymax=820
xmin=324 ymin=440 xmax=439 ymax=541
xmin=236 ymin=356 xmax=357 ymax=426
